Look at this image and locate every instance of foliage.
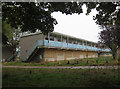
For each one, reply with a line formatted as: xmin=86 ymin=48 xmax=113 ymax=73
xmin=85 ymin=2 xmax=120 ymax=25
xmin=85 ymin=2 xmax=120 ymax=60
xmin=2 ymin=21 xmax=13 ymax=45
xmin=2 ymin=2 xmax=120 ymax=43
xmin=2 ymin=2 xmax=84 ymax=46
xmin=99 ymin=25 xmax=120 ymax=59
xmin=2 ymin=2 xmax=83 ymax=34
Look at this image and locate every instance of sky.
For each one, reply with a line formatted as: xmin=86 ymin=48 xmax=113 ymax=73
xmin=51 ymin=5 xmax=101 ymax=43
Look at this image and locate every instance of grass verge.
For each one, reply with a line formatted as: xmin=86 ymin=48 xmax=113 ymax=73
xmin=2 ymin=56 xmax=119 ymax=66
xmin=2 ymin=67 xmax=120 ymax=88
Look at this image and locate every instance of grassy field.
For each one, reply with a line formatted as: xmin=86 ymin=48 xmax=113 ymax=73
xmin=2 ymin=56 xmax=119 ymax=66
xmin=2 ymin=67 xmax=120 ymax=88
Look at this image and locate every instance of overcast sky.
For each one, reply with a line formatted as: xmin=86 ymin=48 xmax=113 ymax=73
xmin=51 ymin=5 xmax=101 ymax=43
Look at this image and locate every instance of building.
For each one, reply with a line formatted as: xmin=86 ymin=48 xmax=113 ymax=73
xmin=20 ymin=32 xmax=110 ymax=62
xmin=2 ymin=45 xmax=14 ymax=62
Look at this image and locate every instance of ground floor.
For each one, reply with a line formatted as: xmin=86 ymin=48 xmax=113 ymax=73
xmin=31 ymin=48 xmax=99 ymax=62
xmin=44 ymin=48 xmax=98 ymax=61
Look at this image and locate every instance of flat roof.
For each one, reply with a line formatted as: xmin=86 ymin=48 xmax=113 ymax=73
xmin=21 ymin=31 xmax=97 ymax=44
xmin=20 ymin=32 xmax=42 ymax=38
xmin=52 ymin=32 xmax=97 ymax=44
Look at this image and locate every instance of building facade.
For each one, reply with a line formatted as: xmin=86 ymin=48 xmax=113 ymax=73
xmin=20 ymin=32 xmax=110 ymax=62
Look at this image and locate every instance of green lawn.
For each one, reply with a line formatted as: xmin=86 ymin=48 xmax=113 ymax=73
xmin=3 ymin=56 xmax=119 ymax=66
xmin=2 ymin=68 xmax=120 ymax=88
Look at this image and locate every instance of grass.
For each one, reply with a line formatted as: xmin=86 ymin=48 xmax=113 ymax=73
xmin=2 ymin=56 xmax=119 ymax=66
xmin=2 ymin=67 xmax=120 ymax=88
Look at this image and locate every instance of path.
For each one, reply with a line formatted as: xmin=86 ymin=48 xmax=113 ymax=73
xmin=2 ymin=65 xmax=120 ymax=69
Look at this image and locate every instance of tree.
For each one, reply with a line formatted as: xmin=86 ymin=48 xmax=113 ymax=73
xmin=2 ymin=2 xmax=120 ymax=44
xmin=2 ymin=2 xmax=83 ymax=33
xmin=2 ymin=21 xmax=13 ymax=45
xmin=2 ymin=2 xmax=57 ymax=34
xmin=2 ymin=2 xmax=84 ymax=44
xmin=99 ymin=25 xmax=120 ymax=60
xmin=85 ymin=2 xmax=120 ymax=25
xmin=2 ymin=21 xmax=22 ymax=61
xmin=85 ymin=2 xmax=120 ymax=60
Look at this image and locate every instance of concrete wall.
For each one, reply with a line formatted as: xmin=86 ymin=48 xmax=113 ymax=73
xmin=2 ymin=46 xmax=14 ymax=61
xmin=20 ymin=33 xmax=44 ymax=61
xmin=44 ymin=48 xmax=98 ymax=61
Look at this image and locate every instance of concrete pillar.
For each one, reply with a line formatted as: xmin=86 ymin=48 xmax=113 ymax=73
xmin=91 ymin=42 xmax=92 ymax=47
xmin=67 ymin=36 xmax=69 ymax=49
xmin=61 ymin=35 xmax=62 ymax=42
xmin=86 ymin=41 xmax=87 ymax=51
xmin=82 ymin=40 xmax=84 ymax=50
xmin=76 ymin=39 xmax=78 ymax=50
xmin=61 ymin=35 xmax=63 ymax=48
xmin=48 ymin=33 xmax=50 ymax=47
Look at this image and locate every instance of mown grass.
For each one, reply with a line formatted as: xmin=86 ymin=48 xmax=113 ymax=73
xmin=2 ymin=56 xmax=119 ymax=66
xmin=2 ymin=67 xmax=120 ymax=88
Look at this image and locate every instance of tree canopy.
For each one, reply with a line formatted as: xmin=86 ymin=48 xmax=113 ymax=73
xmin=2 ymin=2 xmax=84 ymax=45
xmin=99 ymin=25 xmax=120 ymax=59
xmin=85 ymin=2 xmax=120 ymax=26
xmin=2 ymin=2 xmax=120 ymax=47
xmin=2 ymin=2 xmax=83 ymax=33
xmin=2 ymin=21 xmax=13 ymax=45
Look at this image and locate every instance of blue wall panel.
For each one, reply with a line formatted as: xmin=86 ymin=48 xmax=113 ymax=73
xmin=39 ymin=40 xmax=110 ymax=52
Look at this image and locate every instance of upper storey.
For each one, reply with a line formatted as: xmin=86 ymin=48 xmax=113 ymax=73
xmin=21 ymin=31 xmax=110 ymax=52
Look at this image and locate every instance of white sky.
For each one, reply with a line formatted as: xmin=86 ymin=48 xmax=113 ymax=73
xmin=51 ymin=5 xmax=101 ymax=43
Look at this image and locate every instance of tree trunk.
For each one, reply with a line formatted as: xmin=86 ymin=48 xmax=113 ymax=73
xmin=12 ymin=44 xmax=17 ymax=61
xmin=111 ymin=50 xmax=117 ymax=60
xmin=117 ymin=48 xmax=120 ymax=65
xmin=110 ymin=45 xmax=117 ymax=60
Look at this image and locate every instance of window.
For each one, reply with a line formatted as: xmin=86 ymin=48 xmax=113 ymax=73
xmin=45 ymin=36 xmax=49 ymax=40
xmin=50 ymin=36 xmax=54 ymax=41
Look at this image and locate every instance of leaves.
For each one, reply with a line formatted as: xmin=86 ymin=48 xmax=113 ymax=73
xmin=99 ymin=25 xmax=120 ymax=59
xmin=2 ymin=21 xmax=13 ymax=45
xmin=2 ymin=2 xmax=83 ymax=34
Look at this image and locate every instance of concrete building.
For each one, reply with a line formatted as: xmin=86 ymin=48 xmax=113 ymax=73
xmin=20 ymin=32 xmax=110 ymax=62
